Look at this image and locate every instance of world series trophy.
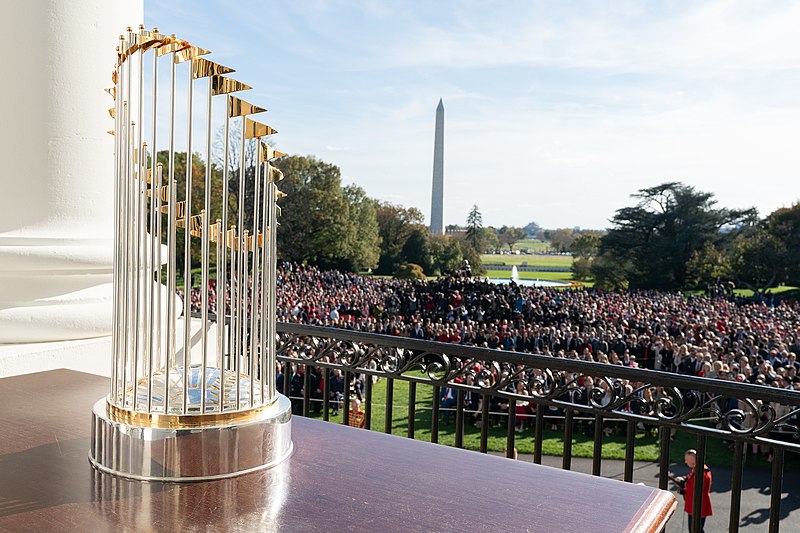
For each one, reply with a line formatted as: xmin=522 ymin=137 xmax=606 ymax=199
xmin=89 ymin=26 xmax=292 ymax=481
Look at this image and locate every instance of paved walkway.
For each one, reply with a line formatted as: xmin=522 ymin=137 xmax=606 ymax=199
xmin=490 ymin=452 xmax=800 ymax=532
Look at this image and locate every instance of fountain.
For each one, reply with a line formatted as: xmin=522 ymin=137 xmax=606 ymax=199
xmin=486 ymin=264 xmax=570 ymax=288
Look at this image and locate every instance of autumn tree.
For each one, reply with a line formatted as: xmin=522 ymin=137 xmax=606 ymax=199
xmin=545 ymin=228 xmax=575 ymax=253
xmin=498 ymin=226 xmax=527 ymax=251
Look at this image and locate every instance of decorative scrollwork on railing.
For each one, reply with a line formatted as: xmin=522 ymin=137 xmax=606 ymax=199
xmin=275 ymin=325 xmax=800 ymax=450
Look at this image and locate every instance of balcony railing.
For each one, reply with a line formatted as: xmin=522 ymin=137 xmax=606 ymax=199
xmin=275 ymin=322 xmax=800 ymax=533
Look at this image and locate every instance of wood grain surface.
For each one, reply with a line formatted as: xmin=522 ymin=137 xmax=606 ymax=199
xmin=0 ymin=370 xmax=675 ymax=532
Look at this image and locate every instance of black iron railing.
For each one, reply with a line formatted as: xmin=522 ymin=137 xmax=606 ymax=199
xmin=275 ymin=322 xmax=800 ymax=533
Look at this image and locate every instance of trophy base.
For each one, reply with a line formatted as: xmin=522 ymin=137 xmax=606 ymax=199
xmin=89 ymin=394 xmax=293 ymax=482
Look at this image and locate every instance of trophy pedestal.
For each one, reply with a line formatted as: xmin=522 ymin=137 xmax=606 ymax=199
xmin=89 ymin=393 xmax=292 ymax=482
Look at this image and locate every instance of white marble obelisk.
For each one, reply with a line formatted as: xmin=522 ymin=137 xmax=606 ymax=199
xmin=0 ymin=2 xmax=143 ymax=349
xmin=429 ymin=99 xmax=445 ymax=235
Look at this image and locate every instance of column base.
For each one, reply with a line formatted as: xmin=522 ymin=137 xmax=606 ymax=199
xmin=0 ymin=336 xmax=111 ymax=378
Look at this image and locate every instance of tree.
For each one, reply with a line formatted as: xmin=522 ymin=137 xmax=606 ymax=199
xmin=721 ymin=203 xmax=800 ymax=293
xmin=591 ymin=255 xmax=630 ymax=290
xmin=274 ymin=155 xmax=380 ymax=271
xmin=685 ymin=242 xmax=732 ymax=289
xmin=274 ymin=155 xmax=345 ymax=264
xmin=340 ymin=185 xmax=381 ymax=272
xmin=374 ymin=202 xmax=425 ymax=274
xmin=155 ymin=150 xmax=224 ymax=279
xmin=570 ymin=233 xmax=601 ymax=257
xmin=571 ymin=257 xmax=593 ymax=281
xmin=211 ymin=125 xmax=259 ymax=229
xmin=764 ymin=203 xmax=800 ymax=285
xmin=593 ymin=182 xmax=755 ymax=290
xmin=394 ymin=263 xmax=426 ymax=279
xmin=546 ymin=228 xmax=575 ymax=253
xmin=498 ymin=226 xmax=527 ymax=251
xmin=482 ymin=226 xmax=500 ymax=251
xmin=461 ymin=244 xmax=484 ymax=275
xmin=730 ymin=225 xmax=785 ymax=294
xmin=430 ymin=234 xmax=463 ymax=275
xmin=569 ymin=232 xmax=599 ymax=281
xmin=465 ymin=205 xmax=485 ymax=252
xmin=569 ymin=232 xmax=602 ymax=282
xmin=401 ymin=225 xmax=434 ymax=274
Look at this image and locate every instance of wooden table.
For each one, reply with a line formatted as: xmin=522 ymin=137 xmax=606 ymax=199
xmin=0 ymin=370 xmax=675 ymax=532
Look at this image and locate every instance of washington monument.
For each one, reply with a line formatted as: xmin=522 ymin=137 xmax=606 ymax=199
xmin=429 ymin=98 xmax=445 ymax=234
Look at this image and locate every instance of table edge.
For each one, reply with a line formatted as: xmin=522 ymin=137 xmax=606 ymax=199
xmin=625 ymin=488 xmax=677 ymax=533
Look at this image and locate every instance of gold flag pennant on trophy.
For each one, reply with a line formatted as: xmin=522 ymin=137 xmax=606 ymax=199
xmin=245 ymin=118 xmax=277 ymax=139
xmin=268 ymin=166 xmax=284 ymax=183
xmin=229 ymin=95 xmax=267 ymax=118
xmin=210 ymin=76 xmax=252 ymax=96
xmin=174 ymin=44 xmax=211 ymax=63
xmin=156 ymin=35 xmax=192 ymax=57
xmin=260 ymin=142 xmax=286 ymax=162
xmin=192 ymin=58 xmax=235 ymax=79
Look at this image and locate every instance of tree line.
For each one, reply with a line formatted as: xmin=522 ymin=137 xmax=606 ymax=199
xmin=152 ymin=149 xmax=798 ymax=293
xmin=582 ymin=182 xmax=800 ymax=293
xmin=151 ymin=151 xmax=485 ymax=279
xmin=274 ymin=155 xmax=480 ymax=278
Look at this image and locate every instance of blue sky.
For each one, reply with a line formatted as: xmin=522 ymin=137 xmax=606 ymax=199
xmin=145 ymin=0 xmax=800 ymax=230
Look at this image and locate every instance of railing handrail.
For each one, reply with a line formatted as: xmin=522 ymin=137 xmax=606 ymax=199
xmin=271 ymin=320 xmax=795 ymax=532
xmin=276 ymin=322 xmax=800 ymax=407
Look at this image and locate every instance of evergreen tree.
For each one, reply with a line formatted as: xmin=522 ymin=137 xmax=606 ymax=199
xmin=465 ymin=205 xmax=485 ymax=253
xmin=593 ymin=182 xmax=755 ymax=290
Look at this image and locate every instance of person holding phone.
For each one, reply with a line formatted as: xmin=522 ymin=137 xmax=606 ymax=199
xmin=670 ymin=449 xmax=712 ymax=532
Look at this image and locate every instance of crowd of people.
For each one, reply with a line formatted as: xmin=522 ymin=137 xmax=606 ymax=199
xmin=187 ymin=263 xmax=800 ymax=384
xmin=182 ymin=262 xmax=800 ymax=436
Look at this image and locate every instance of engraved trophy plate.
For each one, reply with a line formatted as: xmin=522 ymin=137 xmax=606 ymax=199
xmin=90 ymin=26 xmax=291 ymax=481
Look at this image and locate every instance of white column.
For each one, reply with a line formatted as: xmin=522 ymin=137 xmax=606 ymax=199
xmin=0 ymin=1 xmax=143 ymax=343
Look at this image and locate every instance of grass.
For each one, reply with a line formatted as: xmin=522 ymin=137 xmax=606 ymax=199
xmin=732 ymin=286 xmax=798 ymax=297
xmin=481 ymin=253 xmax=573 ymax=268
xmin=482 ymin=268 xmax=592 ymax=287
xmin=484 ymin=269 xmax=573 ymax=281
xmin=514 ymin=239 xmax=551 ymax=252
xmin=300 ymin=372 xmax=794 ymax=467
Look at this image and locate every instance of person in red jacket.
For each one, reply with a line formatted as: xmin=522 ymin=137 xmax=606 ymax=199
xmin=670 ymin=449 xmax=712 ymax=532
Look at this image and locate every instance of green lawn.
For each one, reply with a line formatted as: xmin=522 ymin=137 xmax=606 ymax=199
xmin=513 ymin=239 xmax=551 ymax=252
xmin=483 ymin=268 xmax=573 ymax=281
xmin=481 ymin=253 xmax=573 ymax=268
xmin=301 ymin=372 xmax=783 ymax=466
xmin=732 ymin=286 xmax=798 ymax=297
xmin=482 ymin=268 xmax=592 ymax=287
